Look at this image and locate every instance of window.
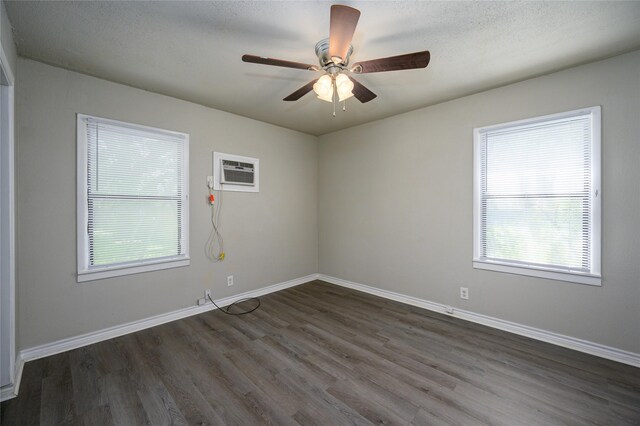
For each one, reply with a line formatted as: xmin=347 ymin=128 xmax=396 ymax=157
xmin=473 ymin=107 xmax=601 ymax=286
xmin=77 ymin=115 xmax=189 ymax=282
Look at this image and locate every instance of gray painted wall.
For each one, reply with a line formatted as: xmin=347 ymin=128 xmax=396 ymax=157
xmin=13 ymin=49 xmax=640 ymax=356
xmin=16 ymin=59 xmax=318 ymax=349
xmin=319 ymin=50 xmax=640 ymax=353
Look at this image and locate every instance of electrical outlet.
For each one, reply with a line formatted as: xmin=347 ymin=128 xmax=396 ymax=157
xmin=227 ymin=275 xmax=234 ymax=286
xmin=460 ymin=287 xmax=469 ymax=300
xmin=206 ymin=176 xmax=214 ymax=189
xmin=205 ymin=289 xmax=211 ymax=301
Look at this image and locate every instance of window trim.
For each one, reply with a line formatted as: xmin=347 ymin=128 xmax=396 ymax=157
xmin=472 ymin=106 xmax=601 ymax=286
xmin=77 ymin=114 xmax=190 ymax=283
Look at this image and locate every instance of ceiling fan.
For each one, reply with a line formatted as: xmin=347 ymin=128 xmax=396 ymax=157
xmin=242 ymin=4 xmax=430 ymax=114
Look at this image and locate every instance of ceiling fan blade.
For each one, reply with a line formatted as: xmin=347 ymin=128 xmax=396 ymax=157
xmin=329 ymin=5 xmax=360 ymax=63
xmin=283 ymin=79 xmax=319 ymax=101
xmin=242 ymin=54 xmax=318 ymax=71
xmin=348 ymin=77 xmax=377 ymax=103
xmin=351 ymin=51 xmax=430 ymax=73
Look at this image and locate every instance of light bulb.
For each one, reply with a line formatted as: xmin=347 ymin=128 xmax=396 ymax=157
xmin=313 ymin=75 xmax=333 ymax=102
xmin=336 ymin=73 xmax=354 ymax=102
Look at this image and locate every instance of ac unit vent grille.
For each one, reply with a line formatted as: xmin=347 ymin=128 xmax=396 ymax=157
xmin=222 ymin=159 xmax=255 ymax=185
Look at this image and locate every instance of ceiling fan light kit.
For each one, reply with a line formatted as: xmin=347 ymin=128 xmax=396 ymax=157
xmin=242 ymin=4 xmax=431 ymax=116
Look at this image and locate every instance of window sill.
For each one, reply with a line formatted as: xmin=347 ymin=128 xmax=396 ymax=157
xmin=473 ymin=260 xmax=601 ymax=286
xmin=77 ymin=257 xmax=190 ymax=283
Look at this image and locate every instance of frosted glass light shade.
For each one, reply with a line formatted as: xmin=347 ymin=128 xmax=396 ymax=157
xmin=317 ymin=93 xmax=333 ymax=102
xmin=336 ymin=73 xmax=354 ymax=101
xmin=313 ymin=75 xmax=333 ymax=102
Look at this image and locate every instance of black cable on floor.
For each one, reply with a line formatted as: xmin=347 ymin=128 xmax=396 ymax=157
xmin=208 ymin=294 xmax=260 ymax=315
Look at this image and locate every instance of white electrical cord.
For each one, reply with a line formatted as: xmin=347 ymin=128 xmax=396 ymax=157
xmin=205 ymin=184 xmax=225 ymax=262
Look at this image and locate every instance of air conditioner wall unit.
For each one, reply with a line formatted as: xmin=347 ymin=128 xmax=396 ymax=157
xmin=221 ymin=160 xmax=255 ymax=186
xmin=212 ymin=152 xmax=259 ymax=192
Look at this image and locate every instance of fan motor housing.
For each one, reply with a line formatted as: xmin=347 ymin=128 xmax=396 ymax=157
xmin=315 ymin=38 xmax=353 ymax=69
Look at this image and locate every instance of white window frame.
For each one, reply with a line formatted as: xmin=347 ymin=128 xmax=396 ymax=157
xmin=473 ymin=107 xmax=601 ymax=286
xmin=77 ymin=114 xmax=190 ymax=282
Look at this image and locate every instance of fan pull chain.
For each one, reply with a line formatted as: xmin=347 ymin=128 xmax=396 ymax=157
xmin=343 ymin=100 xmax=347 ymax=111
xmin=332 ymin=81 xmax=337 ymax=117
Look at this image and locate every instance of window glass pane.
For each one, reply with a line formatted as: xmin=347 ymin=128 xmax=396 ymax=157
xmin=88 ymin=123 xmax=183 ymax=198
xmin=90 ymin=199 xmax=180 ymax=266
xmin=484 ymin=197 xmax=587 ymax=270
xmin=485 ymin=118 xmax=589 ymax=196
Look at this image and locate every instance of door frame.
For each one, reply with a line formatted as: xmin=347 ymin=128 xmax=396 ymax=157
xmin=0 ymin=41 xmax=16 ymax=398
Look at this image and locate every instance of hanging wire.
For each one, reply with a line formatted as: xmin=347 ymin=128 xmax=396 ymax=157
xmin=207 ymin=293 xmax=260 ymax=316
xmin=205 ymin=184 xmax=225 ymax=262
xmin=204 ymin=181 xmax=260 ymax=315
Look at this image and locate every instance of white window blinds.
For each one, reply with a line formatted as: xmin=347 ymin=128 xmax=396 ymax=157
xmin=473 ymin=107 xmax=601 ymax=285
xmin=77 ymin=115 xmax=189 ymax=281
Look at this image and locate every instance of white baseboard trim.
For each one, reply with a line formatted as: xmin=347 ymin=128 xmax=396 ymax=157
xmin=0 ymin=386 xmax=15 ymax=401
xmin=0 ymin=384 xmax=15 ymax=401
xmin=3 ymin=273 xmax=319 ymax=400
xmin=318 ymin=274 xmax=640 ymax=368
xmin=0 ymin=357 xmax=23 ymax=402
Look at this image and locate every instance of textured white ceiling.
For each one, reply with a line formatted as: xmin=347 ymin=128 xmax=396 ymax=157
xmin=5 ymin=1 xmax=640 ymax=135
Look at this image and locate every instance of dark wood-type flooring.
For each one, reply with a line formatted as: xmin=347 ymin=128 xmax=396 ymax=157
xmin=2 ymin=280 xmax=639 ymax=425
